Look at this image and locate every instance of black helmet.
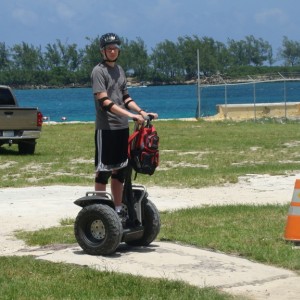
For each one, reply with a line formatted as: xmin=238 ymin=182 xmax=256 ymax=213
xmin=100 ymin=33 xmax=121 ymax=50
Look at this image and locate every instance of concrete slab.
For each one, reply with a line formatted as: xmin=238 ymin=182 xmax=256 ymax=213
xmin=1 ymin=173 xmax=300 ymax=299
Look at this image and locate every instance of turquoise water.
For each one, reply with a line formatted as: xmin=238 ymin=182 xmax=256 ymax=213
xmin=14 ymin=81 xmax=300 ymax=122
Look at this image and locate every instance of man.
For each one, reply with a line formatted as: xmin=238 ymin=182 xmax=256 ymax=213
xmin=91 ymin=32 xmax=158 ymax=213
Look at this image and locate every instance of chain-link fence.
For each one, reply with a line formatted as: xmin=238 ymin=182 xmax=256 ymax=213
xmin=196 ymin=73 xmax=300 ymax=121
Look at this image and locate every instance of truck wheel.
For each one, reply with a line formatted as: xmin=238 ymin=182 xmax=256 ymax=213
xmin=74 ymin=204 xmax=123 ymax=256
xmin=126 ymin=199 xmax=160 ymax=247
xmin=18 ymin=140 xmax=36 ymax=154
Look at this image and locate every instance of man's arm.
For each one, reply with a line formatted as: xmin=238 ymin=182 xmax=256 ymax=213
xmin=96 ymin=92 xmax=145 ymax=122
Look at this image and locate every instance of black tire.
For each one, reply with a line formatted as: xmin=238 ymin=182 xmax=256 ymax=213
xmin=18 ymin=140 xmax=36 ymax=154
xmin=74 ymin=204 xmax=123 ymax=255
xmin=126 ymin=199 xmax=160 ymax=247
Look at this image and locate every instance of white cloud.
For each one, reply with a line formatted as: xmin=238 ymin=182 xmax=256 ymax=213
xmin=3 ymin=0 xmax=300 ymax=51
xmin=12 ymin=8 xmax=38 ymax=26
xmin=55 ymin=2 xmax=76 ymax=20
xmin=255 ymin=8 xmax=287 ymax=24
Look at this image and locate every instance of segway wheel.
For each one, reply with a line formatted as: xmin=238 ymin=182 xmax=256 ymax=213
xmin=126 ymin=199 xmax=160 ymax=247
xmin=74 ymin=204 xmax=123 ymax=255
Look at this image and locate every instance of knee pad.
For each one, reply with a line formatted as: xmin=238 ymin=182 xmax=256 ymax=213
xmin=111 ymin=168 xmax=127 ymax=183
xmin=95 ymin=171 xmax=112 ymax=184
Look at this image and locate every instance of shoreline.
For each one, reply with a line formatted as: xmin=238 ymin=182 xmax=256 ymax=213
xmin=11 ymin=75 xmax=300 ymax=90
xmin=42 ymin=118 xmax=198 ymax=125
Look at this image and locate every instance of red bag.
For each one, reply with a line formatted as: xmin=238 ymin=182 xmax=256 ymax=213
xmin=128 ymin=121 xmax=159 ymax=176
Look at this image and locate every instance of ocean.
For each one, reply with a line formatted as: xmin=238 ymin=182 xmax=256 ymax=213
xmin=14 ymin=81 xmax=300 ymax=122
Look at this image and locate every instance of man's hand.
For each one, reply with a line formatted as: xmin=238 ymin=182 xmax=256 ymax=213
xmin=141 ymin=111 xmax=158 ymax=120
xmin=132 ymin=114 xmax=145 ymax=124
xmin=147 ymin=113 xmax=158 ymax=120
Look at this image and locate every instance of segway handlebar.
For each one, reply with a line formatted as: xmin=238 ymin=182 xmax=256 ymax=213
xmin=132 ymin=114 xmax=155 ymax=122
xmin=144 ymin=114 xmax=155 ymax=121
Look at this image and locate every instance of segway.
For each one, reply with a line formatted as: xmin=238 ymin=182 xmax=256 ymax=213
xmin=74 ymin=118 xmax=160 ymax=256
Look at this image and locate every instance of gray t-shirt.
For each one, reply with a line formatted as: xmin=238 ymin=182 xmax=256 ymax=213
xmin=91 ymin=62 xmax=129 ymax=130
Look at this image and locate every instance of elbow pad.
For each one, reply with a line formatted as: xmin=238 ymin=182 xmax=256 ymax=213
xmin=123 ymin=94 xmax=130 ymax=101
xmin=103 ymin=102 xmax=115 ymax=112
xmin=98 ymin=96 xmax=114 ymax=112
xmin=98 ymin=96 xmax=109 ymax=108
xmin=125 ymin=99 xmax=134 ymax=109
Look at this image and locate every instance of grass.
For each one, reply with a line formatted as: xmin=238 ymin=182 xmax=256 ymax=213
xmin=2 ymin=119 xmax=300 ymax=299
xmin=1 ymin=119 xmax=300 ymax=188
xmin=0 ymin=256 xmax=232 ymax=300
xmin=160 ymin=204 xmax=300 ymax=270
xmin=15 ymin=204 xmax=300 ymax=272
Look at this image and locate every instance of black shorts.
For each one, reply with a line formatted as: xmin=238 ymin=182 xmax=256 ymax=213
xmin=95 ymin=128 xmax=129 ymax=171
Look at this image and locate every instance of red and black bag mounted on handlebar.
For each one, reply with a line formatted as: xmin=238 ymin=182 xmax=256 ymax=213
xmin=128 ymin=118 xmax=159 ymax=177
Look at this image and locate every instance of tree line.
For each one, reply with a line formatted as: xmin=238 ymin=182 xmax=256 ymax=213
xmin=0 ymin=35 xmax=300 ymax=87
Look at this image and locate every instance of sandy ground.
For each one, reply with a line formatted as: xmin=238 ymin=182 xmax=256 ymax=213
xmin=1 ymin=173 xmax=300 ymax=299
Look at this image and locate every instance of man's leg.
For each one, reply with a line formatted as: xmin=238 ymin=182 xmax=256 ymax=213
xmin=111 ymin=168 xmax=126 ymax=210
xmin=111 ymin=178 xmax=123 ymax=207
xmin=95 ymin=171 xmax=111 ymax=191
xmin=95 ymin=182 xmax=106 ymax=191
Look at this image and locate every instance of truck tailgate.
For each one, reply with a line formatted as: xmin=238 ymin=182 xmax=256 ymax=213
xmin=0 ymin=108 xmax=39 ymax=130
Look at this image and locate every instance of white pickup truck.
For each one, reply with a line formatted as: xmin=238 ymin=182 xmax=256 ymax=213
xmin=0 ymin=85 xmax=43 ymax=154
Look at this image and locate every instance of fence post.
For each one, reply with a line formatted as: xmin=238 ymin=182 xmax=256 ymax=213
xmin=195 ymin=49 xmax=201 ymax=119
xmin=278 ymin=72 xmax=287 ymax=120
xmin=219 ymin=75 xmax=227 ymax=119
xmin=248 ymin=75 xmax=256 ymax=122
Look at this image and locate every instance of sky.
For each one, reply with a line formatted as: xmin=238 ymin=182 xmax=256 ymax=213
xmin=1 ymin=0 xmax=299 ymax=56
